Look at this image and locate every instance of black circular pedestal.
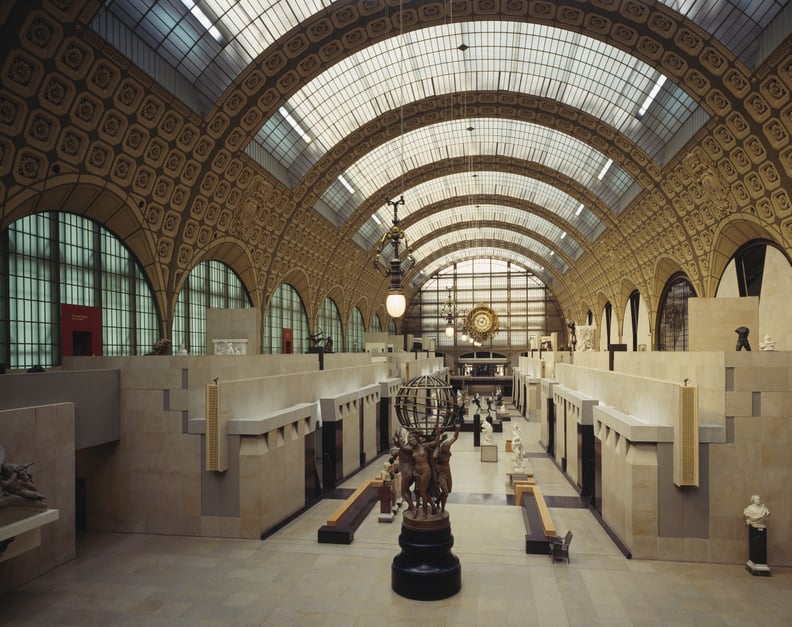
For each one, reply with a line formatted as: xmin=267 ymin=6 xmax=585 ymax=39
xmin=391 ymin=513 xmax=461 ymax=600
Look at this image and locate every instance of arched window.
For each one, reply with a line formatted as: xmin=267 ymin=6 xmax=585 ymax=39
xmin=173 ymin=260 xmax=251 ymax=355
xmin=316 ymin=297 xmax=343 ymax=352
xmin=1 ymin=212 xmax=160 ymax=368
xmin=348 ymin=307 xmax=365 ymax=352
xmin=600 ymin=302 xmax=613 ymax=348
xmin=370 ymin=313 xmax=382 ymax=333
xmin=263 ymin=283 xmax=309 ymax=354
xmin=628 ymin=291 xmax=640 ymax=350
xmin=388 ymin=319 xmax=397 ymax=335
xmin=657 ymin=274 xmax=696 ymax=351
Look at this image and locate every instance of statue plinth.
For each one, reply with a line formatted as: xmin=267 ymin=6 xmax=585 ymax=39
xmin=392 ymin=512 xmax=461 ymax=600
xmin=746 ymin=527 xmax=771 ymax=576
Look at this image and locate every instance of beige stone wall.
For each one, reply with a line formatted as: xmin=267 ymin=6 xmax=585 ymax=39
xmin=341 ymin=400 xmax=360 ymax=478
xmin=689 ymin=297 xmax=759 ymax=352
xmin=563 ymin=352 xmax=792 ymax=566
xmin=69 ymin=354 xmax=407 ymax=541
xmin=238 ymin=425 xmax=306 ymax=539
xmin=206 ymin=308 xmax=262 ymax=355
xmin=0 ymin=403 xmax=75 ymax=594
xmin=362 ymin=391 xmax=379 ymax=464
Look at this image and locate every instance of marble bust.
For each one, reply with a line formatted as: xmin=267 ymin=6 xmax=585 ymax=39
xmin=743 ymin=495 xmax=770 ymax=529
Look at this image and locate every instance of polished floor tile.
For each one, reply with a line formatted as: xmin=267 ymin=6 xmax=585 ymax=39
xmin=1 ymin=409 xmax=790 ymax=626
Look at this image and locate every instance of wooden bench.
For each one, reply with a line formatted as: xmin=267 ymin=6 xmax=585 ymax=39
xmin=515 ymin=483 xmax=556 ymax=554
xmin=317 ymin=479 xmax=382 ymax=544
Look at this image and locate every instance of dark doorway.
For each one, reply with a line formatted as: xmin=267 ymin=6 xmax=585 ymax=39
xmin=72 ymin=331 xmax=93 ymax=356
xmin=75 ymin=477 xmax=87 ymax=531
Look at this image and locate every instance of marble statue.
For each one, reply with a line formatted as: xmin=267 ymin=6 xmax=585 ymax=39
xmin=576 ymin=325 xmax=596 ymax=351
xmin=735 ymin=326 xmax=751 ymax=351
xmin=480 ymin=419 xmax=494 ymax=445
xmin=511 ymin=424 xmax=525 ymax=471
xmin=743 ymin=495 xmax=770 ymax=528
xmin=759 ymin=335 xmax=776 ymax=351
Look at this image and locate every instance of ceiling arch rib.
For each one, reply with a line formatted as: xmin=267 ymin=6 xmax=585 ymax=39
xmin=408 ymin=207 xmax=583 ymax=261
xmin=354 ymin=170 xmax=604 ymax=252
xmin=404 ymin=195 xmax=594 ymax=258
xmin=321 ymin=118 xmax=633 ymax=230
xmin=411 ymin=245 xmax=558 ymax=290
xmin=408 ymin=223 xmax=572 ymax=275
xmin=257 ymin=21 xmax=699 ymax=180
xmin=96 ymin=1 xmax=783 ymax=120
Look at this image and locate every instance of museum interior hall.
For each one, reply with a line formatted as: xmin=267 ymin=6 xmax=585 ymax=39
xmin=1 ymin=0 xmax=792 ymax=623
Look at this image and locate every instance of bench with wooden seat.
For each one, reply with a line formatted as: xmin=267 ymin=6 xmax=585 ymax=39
xmin=317 ymin=479 xmax=383 ymax=544
xmin=515 ymin=483 xmax=556 ymax=555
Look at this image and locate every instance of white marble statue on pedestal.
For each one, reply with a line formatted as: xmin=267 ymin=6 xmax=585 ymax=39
xmin=744 ymin=495 xmax=770 ymax=528
xmin=511 ymin=424 xmax=525 ymax=471
xmin=480 ymin=419 xmax=494 ymax=445
xmin=743 ymin=494 xmax=771 ymax=576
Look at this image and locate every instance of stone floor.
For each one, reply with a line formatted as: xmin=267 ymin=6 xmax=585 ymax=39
xmin=1 ymin=410 xmax=790 ymax=626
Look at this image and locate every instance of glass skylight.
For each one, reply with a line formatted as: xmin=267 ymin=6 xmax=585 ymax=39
xmin=321 ymin=119 xmax=633 ymax=225
xmin=415 ymin=250 xmax=552 ymax=288
xmin=97 ymin=1 xmax=785 ymax=112
xmin=263 ymin=22 xmax=699 ymax=179
xmin=411 ymin=228 xmax=568 ymax=274
xmin=406 ymin=205 xmax=583 ymax=261
xmin=358 ymin=171 xmax=604 ymax=251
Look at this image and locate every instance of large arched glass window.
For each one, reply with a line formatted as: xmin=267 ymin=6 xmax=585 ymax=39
xmin=347 ymin=307 xmax=365 ymax=352
xmin=316 ymin=297 xmax=344 ymax=352
xmin=402 ymin=259 xmax=562 ymax=349
xmin=370 ymin=313 xmax=382 ymax=333
xmin=657 ymin=274 xmax=696 ymax=351
xmin=388 ymin=319 xmax=397 ymax=335
xmin=173 ymin=260 xmax=251 ymax=355
xmin=263 ymin=283 xmax=309 ymax=354
xmin=1 ymin=212 xmax=160 ymax=368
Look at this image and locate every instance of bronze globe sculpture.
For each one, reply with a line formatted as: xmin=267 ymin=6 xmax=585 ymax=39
xmin=391 ymin=374 xmax=461 ymax=600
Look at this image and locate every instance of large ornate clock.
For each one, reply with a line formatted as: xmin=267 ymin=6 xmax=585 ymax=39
xmin=466 ymin=303 xmax=499 ymax=342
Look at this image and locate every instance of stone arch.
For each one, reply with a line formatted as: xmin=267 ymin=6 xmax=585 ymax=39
xmin=708 ymin=216 xmax=786 ymax=298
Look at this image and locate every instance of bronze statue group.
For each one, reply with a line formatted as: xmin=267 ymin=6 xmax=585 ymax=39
xmin=391 ymin=422 xmax=460 ymax=520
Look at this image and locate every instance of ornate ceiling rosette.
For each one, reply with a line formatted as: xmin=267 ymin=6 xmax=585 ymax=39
xmin=465 ymin=303 xmax=499 ymax=344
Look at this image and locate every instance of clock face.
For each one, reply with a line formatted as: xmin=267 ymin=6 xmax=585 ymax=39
xmin=466 ymin=304 xmax=499 ymax=340
xmin=473 ymin=311 xmax=492 ymax=332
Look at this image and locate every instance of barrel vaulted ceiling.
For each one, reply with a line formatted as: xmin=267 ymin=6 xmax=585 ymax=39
xmin=2 ymin=0 xmax=792 ymax=329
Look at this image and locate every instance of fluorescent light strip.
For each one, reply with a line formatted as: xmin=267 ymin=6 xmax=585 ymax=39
xmin=181 ymin=0 xmax=223 ymax=43
xmin=372 ymin=214 xmax=382 ymax=226
xmin=638 ymin=75 xmax=667 ymax=118
xmin=338 ymin=175 xmax=354 ymax=194
xmin=575 ymin=203 xmax=584 ymax=216
xmin=597 ymin=158 xmax=613 ymax=181
xmin=279 ymin=107 xmax=311 ymax=143
xmin=560 ymin=231 xmax=567 ymax=240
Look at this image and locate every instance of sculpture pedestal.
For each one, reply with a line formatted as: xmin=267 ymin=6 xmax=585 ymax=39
xmin=746 ymin=527 xmax=771 ymax=576
xmin=391 ymin=512 xmax=461 ymax=600
xmin=480 ymin=443 xmax=498 ymax=462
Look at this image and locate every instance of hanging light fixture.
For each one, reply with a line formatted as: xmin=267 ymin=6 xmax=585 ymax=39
xmin=373 ymin=196 xmax=414 ymax=318
xmin=441 ymin=288 xmax=456 ymax=338
xmin=371 ymin=1 xmax=416 ymax=320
